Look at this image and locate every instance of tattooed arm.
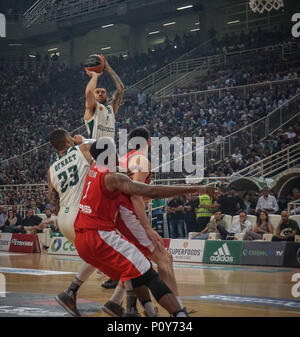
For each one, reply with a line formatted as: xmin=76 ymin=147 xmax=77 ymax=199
xmin=104 ymin=59 xmax=125 ymax=116
xmin=47 ymin=169 xmax=60 ymax=216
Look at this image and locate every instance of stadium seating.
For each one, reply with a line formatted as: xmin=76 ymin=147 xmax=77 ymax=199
xmin=268 ymin=214 xmax=282 ymax=234
xmin=232 ymin=214 xmax=257 ymax=230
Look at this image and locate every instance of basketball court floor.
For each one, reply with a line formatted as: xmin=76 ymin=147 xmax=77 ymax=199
xmin=0 ymin=250 xmax=299 ymax=317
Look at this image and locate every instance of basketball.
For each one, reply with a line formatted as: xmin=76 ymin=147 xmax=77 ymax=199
xmin=84 ymin=54 xmax=106 ymax=73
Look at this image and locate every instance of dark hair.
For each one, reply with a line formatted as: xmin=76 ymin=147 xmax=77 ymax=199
xmin=257 ymin=210 xmax=269 ymax=225
xmin=215 ymin=209 xmax=222 ymax=214
xmin=49 ymin=129 xmax=68 ymax=151
xmin=128 ymin=127 xmax=150 ymax=142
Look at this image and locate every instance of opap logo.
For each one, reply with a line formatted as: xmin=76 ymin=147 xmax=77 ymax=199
xmin=63 ymin=241 xmax=76 ymax=252
xmin=51 ymin=238 xmax=62 ymax=252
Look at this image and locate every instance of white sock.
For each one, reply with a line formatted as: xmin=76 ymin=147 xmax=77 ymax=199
xmin=76 ymin=262 xmax=96 ymax=282
xmin=176 ymin=296 xmax=184 ymax=309
xmin=143 ymin=301 xmax=157 ymax=317
xmin=110 ymin=285 xmax=125 ymax=306
xmin=175 ymin=311 xmax=187 ymax=317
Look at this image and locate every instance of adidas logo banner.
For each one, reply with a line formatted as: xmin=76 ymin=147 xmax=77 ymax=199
xmin=203 ymin=241 xmax=243 ymax=264
xmin=211 ymin=243 xmax=233 ymax=263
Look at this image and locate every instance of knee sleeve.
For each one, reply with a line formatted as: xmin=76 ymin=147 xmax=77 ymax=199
xmin=131 ymin=268 xmax=171 ymax=302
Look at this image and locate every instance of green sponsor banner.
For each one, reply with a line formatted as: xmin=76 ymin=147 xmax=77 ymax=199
xmin=203 ymin=240 xmax=243 ymax=264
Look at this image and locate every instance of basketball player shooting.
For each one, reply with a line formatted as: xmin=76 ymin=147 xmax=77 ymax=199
xmin=84 ymin=54 xmax=125 ymax=139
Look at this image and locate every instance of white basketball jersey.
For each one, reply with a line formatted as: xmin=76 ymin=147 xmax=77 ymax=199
xmin=49 ymin=146 xmax=91 ymax=208
xmin=85 ymin=101 xmax=115 ymax=139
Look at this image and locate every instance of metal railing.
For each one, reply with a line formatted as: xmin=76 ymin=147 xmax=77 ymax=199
xmin=151 ymin=55 xmax=223 ymax=100
xmin=155 ymin=78 xmax=300 ymax=103
xmin=127 ymin=37 xmax=219 ymax=94
xmin=129 ymin=54 xmax=224 ymax=94
xmin=145 ymin=42 xmax=297 ymax=99
xmin=0 ymin=184 xmax=48 ymax=193
xmin=0 ymin=124 xmax=86 ymax=167
xmin=151 ymin=89 xmax=300 ymax=180
xmin=231 ymin=141 xmax=300 ymax=179
xmin=288 ymin=199 xmax=300 ymax=215
xmin=36 ymin=0 xmax=165 ymax=23
xmin=24 ymin=0 xmax=56 ymax=28
xmin=1 ymin=83 xmax=299 ymax=184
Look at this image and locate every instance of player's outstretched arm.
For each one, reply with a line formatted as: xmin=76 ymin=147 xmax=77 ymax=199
xmin=104 ymin=58 xmax=125 ymax=115
xmin=47 ymin=169 xmax=60 ymax=216
xmin=105 ymin=172 xmax=216 ymax=199
xmin=85 ymin=70 xmax=102 ymax=120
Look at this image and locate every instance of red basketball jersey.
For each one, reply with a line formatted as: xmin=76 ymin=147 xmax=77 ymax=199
xmin=74 ymin=164 xmax=120 ymax=232
xmin=117 ymin=150 xmax=150 ymax=213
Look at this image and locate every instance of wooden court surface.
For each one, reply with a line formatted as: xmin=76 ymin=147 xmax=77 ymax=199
xmin=0 ymin=250 xmax=300 ymax=317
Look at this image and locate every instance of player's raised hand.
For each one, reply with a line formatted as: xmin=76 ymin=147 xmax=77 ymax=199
xmin=85 ymin=69 xmax=103 ymax=78
xmin=145 ymin=226 xmax=164 ymax=249
xmin=101 ymin=55 xmax=111 ymax=72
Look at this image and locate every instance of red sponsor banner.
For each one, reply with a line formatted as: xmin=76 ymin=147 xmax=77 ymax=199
xmin=9 ymin=234 xmax=41 ymax=253
xmin=0 ymin=233 xmax=12 ymax=251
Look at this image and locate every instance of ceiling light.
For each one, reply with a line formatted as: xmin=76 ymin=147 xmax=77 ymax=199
xmin=101 ymin=46 xmax=111 ymax=50
xmin=101 ymin=24 xmax=114 ymax=28
xmin=163 ymin=22 xmax=176 ymax=26
xmin=48 ymin=47 xmax=58 ymax=51
xmin=227 ymin=20 xmax=240 ymax=24
xmin=177 ymin=5 xmax=193 ymax=10
xmin=190 ymin=28 xmax=200 ymax=32
xmin=148 ymin=31 xmax=160 ymax=35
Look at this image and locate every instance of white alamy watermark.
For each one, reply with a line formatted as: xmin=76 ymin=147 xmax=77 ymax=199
xmin=291 ymin=273 xmax=300 ymax=298
xmin=94 ymin=129 xmax=204 ymax=179
xmin=0 ymin=273 xmax=6 ymax=297
xmin=291 ymin=13 xmax=300 ymax=38
xmin=0 ymin=13 xmax=6 ymax=38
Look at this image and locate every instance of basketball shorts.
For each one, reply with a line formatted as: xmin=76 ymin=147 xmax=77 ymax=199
xmin=57 ymin=206 xmax=79 ymax=242
xmin=75 ymin=229 xmax=151 ymax=282
xmin=116 ymin=205 xmax=155 ymax=258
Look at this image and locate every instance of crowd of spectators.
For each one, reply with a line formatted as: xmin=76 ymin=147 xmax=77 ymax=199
xmin=163 ymin=186 xmax=300 ymax=240
xmin=0 ymin=204 xmax=58 ymax=236
xmin=0 ymin=27 xmax=299 ymax=185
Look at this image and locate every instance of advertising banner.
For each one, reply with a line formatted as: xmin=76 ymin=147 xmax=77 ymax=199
xmin=241 ymin=241 xmax=286 ymax=266
xmin=163 ymin=238 xmax=171 ymax=250
xmin=167 ymin=239 xmax=205 ymax=263
xmin=9 ymin=234 xmax=40 ymax=253
xmin=0 ymin=233 xmax=12 ymax=251
xmin=283 ymin=242 xmax=300 ymax=267
xmin=48 ymin=237 xmax=78 ymax=256
xmin=203 ymin=240 xmax=243 ymax=264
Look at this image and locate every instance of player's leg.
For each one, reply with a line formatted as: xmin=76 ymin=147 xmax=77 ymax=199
xmin=105 ymin=211 xmax=158 ymax=316
xmin=55 ymin=208 xmax=96 ymax=316
xmin=55 ymin=261 xmax=96 ymax=317
xmin=150 ymin=246 xmax=185 ymax=310
xmin=117 ymin=208 xmax=184 ymax=312
xmin=102 ymin=280 xmax=126 ymax=317
xmin=130 ymin=268 xmax=188 ymax=317
xmin=75 ymin=229 xmax=186 ymax=316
